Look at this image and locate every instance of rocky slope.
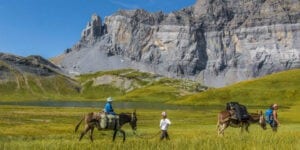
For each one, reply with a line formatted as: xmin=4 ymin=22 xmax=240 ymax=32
xmin=0 ymin=53 xmax=61 ymax=76
xmin=54 ymin=0 xmax=300 ymax=87
xmin=77 ymin=69 xmax=205 ymax=101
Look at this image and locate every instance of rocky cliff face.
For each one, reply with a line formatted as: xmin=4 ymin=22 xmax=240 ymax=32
xmin=54 ymin=0 xmax=300 ymax=87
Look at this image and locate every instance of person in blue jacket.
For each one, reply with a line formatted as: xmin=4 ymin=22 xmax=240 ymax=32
xmin=265 ymin=103 xmax=280 ymax=131
xmin=104 ymin=97 xmax=115 ymax=115
xmin=99 ymin=97 xmax=116 ymax=129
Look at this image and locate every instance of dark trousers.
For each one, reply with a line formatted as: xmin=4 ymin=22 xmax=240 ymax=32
xmin=269 ymin=121 xmax=278 ymax=132
xmin=160 ymin=130 xmax=170 ymax=140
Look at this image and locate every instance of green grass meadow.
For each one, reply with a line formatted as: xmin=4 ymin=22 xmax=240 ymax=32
xmin=0 ymin=105 xmax=299 ymax=150
xmin=0 ymin=69 xmax=299 ymax=149
xmin=174 ymin=69 xmax=300 ymax=106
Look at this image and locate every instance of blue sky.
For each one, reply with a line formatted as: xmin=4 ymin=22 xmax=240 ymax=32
xmin=0 ymin=0 xmax=195 ymax=58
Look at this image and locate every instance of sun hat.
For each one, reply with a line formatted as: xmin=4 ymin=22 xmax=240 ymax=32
xmin=107 ymin=97 xmax=113 ymax=102
xmin=161 ymin=111 xmax=167 ymax=116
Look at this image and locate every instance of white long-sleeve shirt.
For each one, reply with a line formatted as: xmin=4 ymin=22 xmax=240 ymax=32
xmin=160 ymin=118 xmax=171 ymax=130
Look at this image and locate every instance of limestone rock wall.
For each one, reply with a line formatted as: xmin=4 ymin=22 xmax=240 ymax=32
xmin=55 ymin=0 xmax=300 ymax=87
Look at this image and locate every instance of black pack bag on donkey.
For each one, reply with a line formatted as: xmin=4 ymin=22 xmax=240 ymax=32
xmin=226 ymin=102 xmax=250 ymax=121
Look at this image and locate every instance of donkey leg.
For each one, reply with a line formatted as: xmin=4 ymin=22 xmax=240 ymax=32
xmin=79 ymin=125 xmax=90 ymax=141
xmin=219 ymin=123 xmax=227 ymax=136
xmin=112 ymin=130 xmax=118 ymax=141
xmin=217 ymin=122 xmax=226 ymax=136
xmin=216 ymin=121 xmax=220 ymax=132
xmin=223 ymin=123 xmax=229 ymax=136
xmin=240 ymin=122 xmax=250 ymax=133
xmin=217 ymin=122 xmax=222 ymax=136
xmin=245 ymin=123 xmax=250 ymax=133
xmin=240 ymin=123 xmax=244 ymax=133
xmin=119 ymin=129 xmax=126 ymax=142
xmin=240 ymin=122 xmax=247 ymax=133
xmin=89 ymin=127 xmax=94 ymax=142
xmin=219 ymin=126 xmax=224 ymax=136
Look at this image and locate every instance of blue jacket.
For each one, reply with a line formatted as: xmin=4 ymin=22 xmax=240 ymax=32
xmin=265 ymin=108 xmax=273 ymax=123
xmin=104 ymin=102 xmax=115 ymax=115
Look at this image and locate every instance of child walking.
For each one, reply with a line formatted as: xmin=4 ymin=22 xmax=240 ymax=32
xmin=159 ymin=111 xmax=171 ymax=140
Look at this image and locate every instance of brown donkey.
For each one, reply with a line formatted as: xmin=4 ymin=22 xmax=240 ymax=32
xmin=75 ymin=110 xmax=137 ymax=142
xmin=217 ymin=110 xmax=266 ymax=136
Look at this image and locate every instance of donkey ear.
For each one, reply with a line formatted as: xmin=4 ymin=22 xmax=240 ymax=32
xmin=133 ymin=109 xmax=136 ymax=113
xmin=259 ymin=110 xmax=262 ymax=115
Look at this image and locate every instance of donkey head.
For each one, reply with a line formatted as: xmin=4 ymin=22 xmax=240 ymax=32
xmin=258 ymin=110 xmax=267 ymax=130
xmin=130 ymin=110 xmax=137 ymax=132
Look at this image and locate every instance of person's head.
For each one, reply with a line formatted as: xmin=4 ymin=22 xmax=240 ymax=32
xmin=272 ymin=103 xmax=278 ymax=110
xmin=107 ymin=97 xmax=113 ymax=103
xmin=161 ymin=111 xmax=167 ymax=118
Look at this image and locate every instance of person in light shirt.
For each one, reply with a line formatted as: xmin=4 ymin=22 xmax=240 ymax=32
xmin=159 ymin=111 xmax=171 ymax=140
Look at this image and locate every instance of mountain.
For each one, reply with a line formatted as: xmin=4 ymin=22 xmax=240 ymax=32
xmin=53 ymin=0 xmax=300 ymax=87
xmin=0 ymin=53 xmax=80 ymax=100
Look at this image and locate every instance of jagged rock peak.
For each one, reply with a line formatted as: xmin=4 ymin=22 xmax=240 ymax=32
xmin=69 ymin=14 xmax=105 ymax=52
xmin=81 ymin=13 xmax=103 ymax=42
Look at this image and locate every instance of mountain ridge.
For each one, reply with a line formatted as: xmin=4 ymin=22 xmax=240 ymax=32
xmin=54 ymin=0 xmax=300 ymax=87
xmin=0 ymin=53 xmax=80 ymax=100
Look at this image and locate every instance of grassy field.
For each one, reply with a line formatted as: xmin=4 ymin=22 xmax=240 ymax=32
xmin=1 ymin=68 xmax=299 ymax=105
xmin=0 ymin=105 xmax=299 ymax=150
xmin=0 ymin=69 xmax=299 ymax=149
xmin=174 ymin=69 xmax=300 ymax=107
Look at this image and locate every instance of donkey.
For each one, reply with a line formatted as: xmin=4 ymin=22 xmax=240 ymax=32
xmin=217 ymin=110 xmax=266 ymax=136
xmin=75 ymin=110 xmax=137 ymax=142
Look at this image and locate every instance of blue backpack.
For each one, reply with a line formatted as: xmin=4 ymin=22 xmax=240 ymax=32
xmin=265 ymin=108 xmax=273 ymax=123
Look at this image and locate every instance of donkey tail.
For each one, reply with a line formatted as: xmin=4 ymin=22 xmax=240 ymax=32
xmin=75 ymin=116 xmax=85 ymax=133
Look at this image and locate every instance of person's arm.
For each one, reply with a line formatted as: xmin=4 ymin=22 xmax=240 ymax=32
xmin=273 ymin=110 xmax=280 ymax=125
xmin=167 ymin=119 xmax=171 ymax=125
xmin=159 ymin=120 xmax=162 ymax=127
